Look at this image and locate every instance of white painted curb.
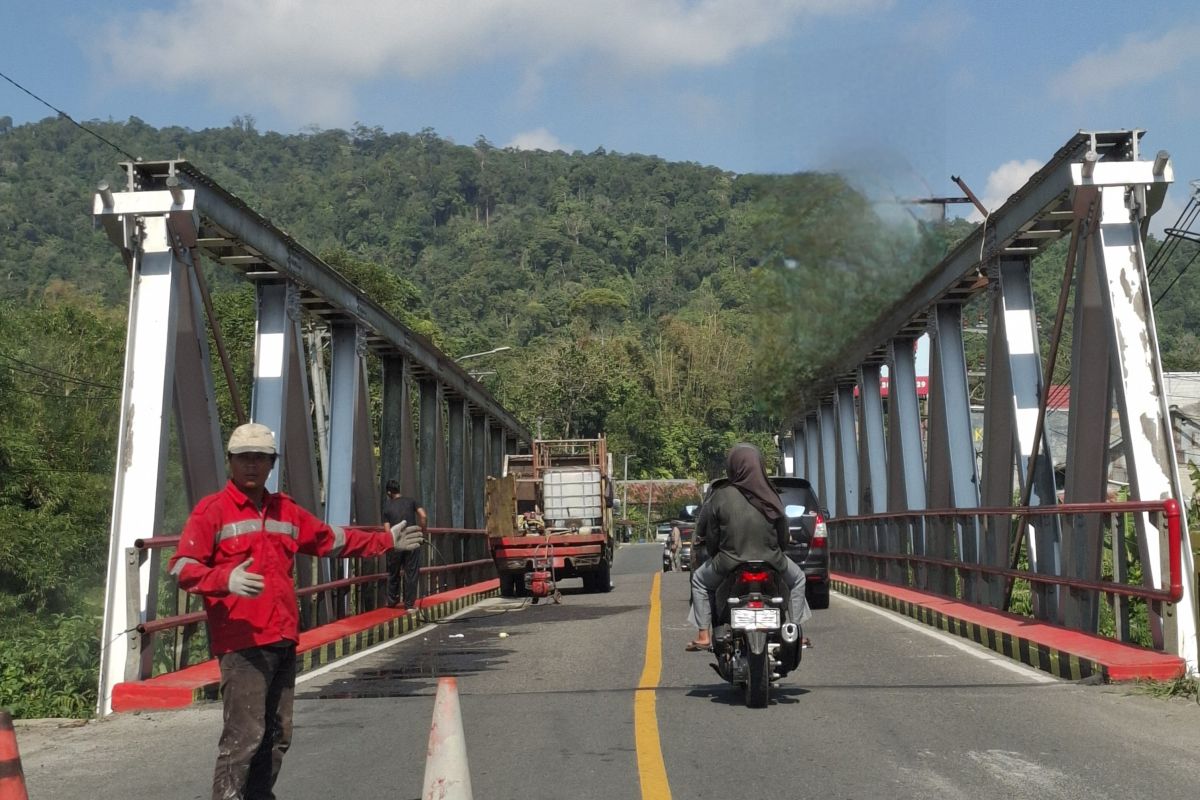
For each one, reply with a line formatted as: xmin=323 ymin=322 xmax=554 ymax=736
xmin=422 ymin=677 xmax=474 ymax=800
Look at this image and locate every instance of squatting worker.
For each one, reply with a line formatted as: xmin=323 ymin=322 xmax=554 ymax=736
xmin=686 ymin=442 xmax=811 ymax=652
xmin=168 ymin=422 xmax=424 ymax=800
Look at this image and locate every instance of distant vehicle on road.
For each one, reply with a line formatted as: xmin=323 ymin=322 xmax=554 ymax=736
xmin=487 ymin=437 xmax=615 ymax=597
xmin=655 ymin=522 xmax=673 ymax=543
xmin=677 ymin=525 xmax=692 ymax=570
xmin=769 ymin=476 xmax=830 ymax=610
xmin=660 ymin=521 xmax=696 ymax=571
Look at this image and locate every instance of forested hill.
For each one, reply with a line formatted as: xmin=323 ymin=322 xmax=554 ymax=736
xmin=0 ymin=115 xmax=954 ymax=476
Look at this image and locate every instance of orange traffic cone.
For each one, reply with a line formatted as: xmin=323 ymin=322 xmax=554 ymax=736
xmin=0 ymin=710 xmax=29 ymax=800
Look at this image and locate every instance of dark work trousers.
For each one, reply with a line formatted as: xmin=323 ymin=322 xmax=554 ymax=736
xmin=386 ymin=548 xmax=423 ymax=607
xmin=212 ymin=642 xmax=296 ymax=800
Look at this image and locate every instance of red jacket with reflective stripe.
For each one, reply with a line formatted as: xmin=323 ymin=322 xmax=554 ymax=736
xmin=168 ymin=480 xmax=393 ymax=655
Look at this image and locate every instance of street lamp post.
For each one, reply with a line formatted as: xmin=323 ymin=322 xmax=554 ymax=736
xmin=455 ymin=346 xmax=512 ymax=363
xmin=622 ymin=455 xmax=635 ymax=539
xmin=646 ymin=480 xmax=653 ymax=543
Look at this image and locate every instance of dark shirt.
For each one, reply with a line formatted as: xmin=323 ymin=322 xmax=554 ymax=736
xmin=383 ymin=494 xmax=422 ymax=529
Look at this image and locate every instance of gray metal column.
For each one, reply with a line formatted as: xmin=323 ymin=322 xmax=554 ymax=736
xmin=925 ymin=304 xmax=980 ymax=598
xmin=857 ymin=364 xmax=887 ymax=514
xmin=857 ymin=363 xmax=888 ymax=580
xmin=989 ymin=257 xmax=1060 ymax=618
xmin=325 ymin=323 xmax=360 ymax=613
xmin=979 ymin=287 xmax=1017 ymax=608
xmin=97 ymin=212 xmax=185 ymax=715
xmin=381 ymin=357 xmax=410 ymax=494
xmin=1062 ymin=202 xmax=1112 ymax=631
xmin=326 ymin=323 xmax=359 ymax=528
xmin=886 ymin=337 xmax=927 ymax=510
xmin=834 ymin=383 xmax=860 ymax=517
xmin=817 ymin=400 xmax=837 ymax=513
xmin=251 ymin=281 xmax=289 ymax=493
xmin=253 ymin=283 xmax=328 ymax=623
xmin=279 ymin=317 xmax=322 ymax=513
xmin=804 ymin=413 xmax=820 ymax=487
xmin=1084 ymin=167 xmax=1195 ymax=662
xmin=470 ymin=412 xmax=487 ymax=528
xmin=173 ymin=259 xmax=224 ymax=505
xmin=490 ymin=421 xmax=505 ymax=478
xmin=449 ymin=397 xmax=466 ymax=528
xmin=790 ymin=425 xmax=805 ymax=479
xmin=419 ymin=378 xmax=440 ymax=525
xmin=351 ymin=354 xmax=379 ymax=525
xmin=282 ymin=318 xmax=326 ymax=626
xmin=434 ymin=386 xmax=452 ymax=529
xmin=886 ymin=337 xmax=926 ymax=586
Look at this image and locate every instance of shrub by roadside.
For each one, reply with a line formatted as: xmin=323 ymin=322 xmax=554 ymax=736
xmin=0 ymin=613 xmax=100 ymax=718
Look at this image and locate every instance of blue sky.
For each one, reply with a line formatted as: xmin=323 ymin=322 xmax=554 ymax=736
xmin=3 ymin=1 xmax=1199 ymax=230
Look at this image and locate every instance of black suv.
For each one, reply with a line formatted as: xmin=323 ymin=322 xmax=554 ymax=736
xmin=769 ymin=476 xmax=830 ymax=610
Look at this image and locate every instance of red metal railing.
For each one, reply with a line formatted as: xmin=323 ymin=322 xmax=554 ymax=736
xmin=827 ymin=499 xmax=1183 ymax=646
xmin=127 ymin=526 xmax=496 ymax=680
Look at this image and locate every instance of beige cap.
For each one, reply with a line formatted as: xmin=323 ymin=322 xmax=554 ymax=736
xmin=227 ymin=422 xmax=277 ymax=455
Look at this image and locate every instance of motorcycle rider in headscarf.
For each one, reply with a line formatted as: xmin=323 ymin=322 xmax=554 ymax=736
xmin=685 ymin=442 xmax=811 ymax=651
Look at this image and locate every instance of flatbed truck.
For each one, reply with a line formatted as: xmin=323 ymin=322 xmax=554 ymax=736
xmin=485 ymin=436 xmax=615 ymax=596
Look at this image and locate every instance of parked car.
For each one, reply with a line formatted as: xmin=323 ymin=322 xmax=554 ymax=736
xmin=769 ymin=476 xmax=830 ymax=610
xmin=655 ymin=522 xmax=673 ymax=543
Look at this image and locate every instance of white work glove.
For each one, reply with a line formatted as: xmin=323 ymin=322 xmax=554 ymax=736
xmin=227 ymin=558 xmax=264 ymax=598
xmin=391 ymin=520 xmax=425 ymax=552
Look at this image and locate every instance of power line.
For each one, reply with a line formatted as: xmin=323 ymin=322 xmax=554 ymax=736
xmin=1148 ymin=187 xmax=1200 ymax=304
xmin=3 ymin=386 xmax=118 ymax=400
xmin=9 ymin=467 xmax=112 ymax=475
xmin=0 ymin=68 xmax=138 ymax=161
xmin=0 ymin=351 xmax=121 ymax=391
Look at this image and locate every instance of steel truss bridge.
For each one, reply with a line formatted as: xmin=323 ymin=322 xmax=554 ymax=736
xmin=91 ymin=130 xmax=1199 ymax=719
xmin=784 ymin=130 xmax=1198 ymax=672
xmin=92 ymin=160 xmax=529 ymax=715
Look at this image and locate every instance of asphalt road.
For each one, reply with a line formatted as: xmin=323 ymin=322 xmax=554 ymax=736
xmin=16 ymin=542 xmax=1200 ymax=799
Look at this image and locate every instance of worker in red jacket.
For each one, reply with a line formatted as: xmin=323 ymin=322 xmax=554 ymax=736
xmin=169 ymin=422 xmax=423 ymax=800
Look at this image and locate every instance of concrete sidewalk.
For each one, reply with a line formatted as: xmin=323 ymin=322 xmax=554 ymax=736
xmin=832 ymin=572 xmax=1185 ymax=682
xmin=113 ymin=578 xmax=500 ymax=712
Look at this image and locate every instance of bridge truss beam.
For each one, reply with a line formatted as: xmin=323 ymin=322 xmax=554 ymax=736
xmin=784 ymin=131 xmax=1197 ymax=671
xmin=92 ymin=161 xmax=529 ymax=715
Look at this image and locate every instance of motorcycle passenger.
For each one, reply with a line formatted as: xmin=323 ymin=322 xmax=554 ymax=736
xmin=686 ymin=443 xmax=811 ymax=651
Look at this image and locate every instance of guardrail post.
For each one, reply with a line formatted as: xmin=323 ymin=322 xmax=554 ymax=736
xmin=123 ymin=547 xmax=145 ymax=682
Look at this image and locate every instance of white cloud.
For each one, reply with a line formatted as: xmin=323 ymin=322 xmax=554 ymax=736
xmin=899 ymin=3 xmax=971 ymax=48
xmin=967 ymin=159 xmax=1041 ymax=221
xmin=95 ymin=0 xmax=890 ymax=124
xmin=1049 ymin=24 xmax=1200 ymax=99
xmin=505 ymin=128 xmax=571 ymax=153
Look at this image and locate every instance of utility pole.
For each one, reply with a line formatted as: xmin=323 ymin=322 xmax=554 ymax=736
xmin=646 ymin=480 xmax=653 ymax=542
xmin=622 ymin=455 xmax=633 ymax=514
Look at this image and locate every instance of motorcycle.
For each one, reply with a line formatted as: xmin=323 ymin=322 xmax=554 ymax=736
xmin=662 ymin=544 xmax=676 ymax=572
xmin=710 ymin=561 xmax=801 ymax=708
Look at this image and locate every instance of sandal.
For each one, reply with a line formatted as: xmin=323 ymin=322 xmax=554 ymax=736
xmin=685 ymin=640 xmax=711 ymax=652
xmin=801 ymin=637 xmax=813 ymax=649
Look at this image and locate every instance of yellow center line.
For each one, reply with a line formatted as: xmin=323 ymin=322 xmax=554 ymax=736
xmin=635 ymin=571 xmax=672 ymax=799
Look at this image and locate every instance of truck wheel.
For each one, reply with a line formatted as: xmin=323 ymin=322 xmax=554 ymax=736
xmin=594 ymin=561 xmax=612 ymax=593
